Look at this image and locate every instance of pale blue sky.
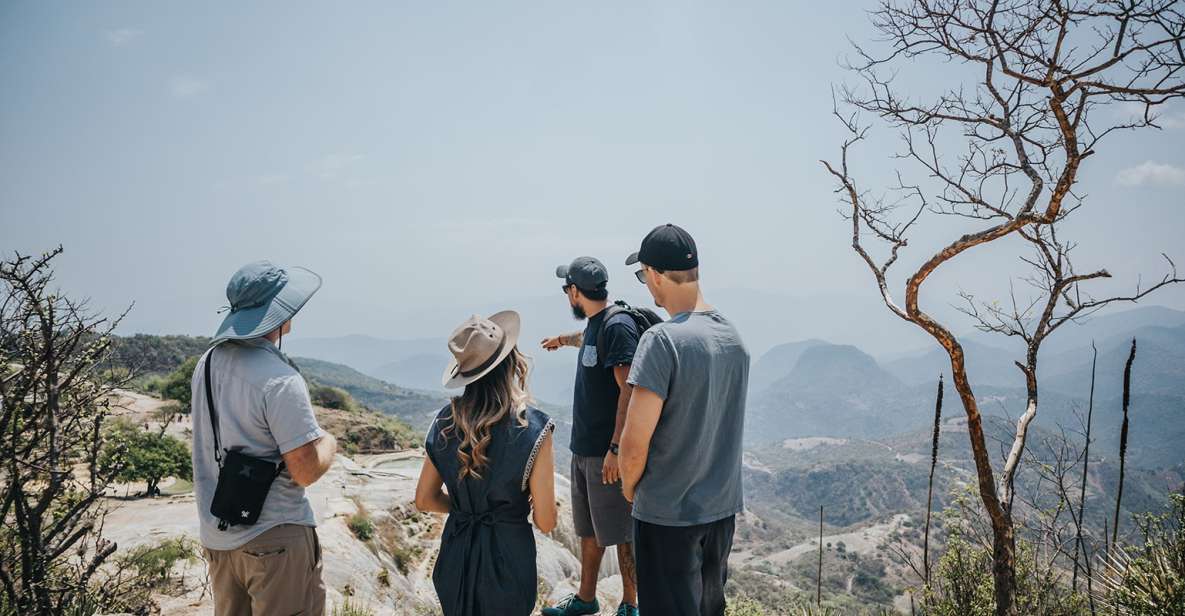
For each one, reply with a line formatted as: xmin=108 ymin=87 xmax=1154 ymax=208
xmin=2 ymin=2 xmax=1182 ymax=354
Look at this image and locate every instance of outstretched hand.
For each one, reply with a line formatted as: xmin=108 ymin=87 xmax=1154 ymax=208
xmin=540 ymin=336 xmax=564 ymax=351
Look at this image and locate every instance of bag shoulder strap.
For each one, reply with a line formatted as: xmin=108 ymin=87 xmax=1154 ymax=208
xmin=204 ymin=347 xmax=223 ymax=465
xmin=596 ymin=302 xmax=634 ymax=356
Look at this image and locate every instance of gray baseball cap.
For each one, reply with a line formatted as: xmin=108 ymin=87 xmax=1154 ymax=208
xmin=555 ymin=256 xmax=609 ymax=292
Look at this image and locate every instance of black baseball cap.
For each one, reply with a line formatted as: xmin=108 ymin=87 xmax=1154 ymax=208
xmin=625 ymin=224 xmax=698 ymax=271
xmin=555 ymin=256 xmax=609 ymax=291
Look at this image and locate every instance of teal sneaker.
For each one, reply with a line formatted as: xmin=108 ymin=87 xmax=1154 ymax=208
xmin=616 ymin=603 xmax=639 ymax=616
xmin=541 ymin=593 xmax=600 ymax=616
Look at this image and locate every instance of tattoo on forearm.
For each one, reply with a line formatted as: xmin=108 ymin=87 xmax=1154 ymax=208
xmin=619 ymin=542 xmax=637 ymax=589
xmin=562 ymin=331 xmax=583 ymax=347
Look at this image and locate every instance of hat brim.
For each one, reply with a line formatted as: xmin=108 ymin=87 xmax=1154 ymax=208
xmin=625 ymin=252 xmax=641 ymax=266
xmin=213 ymin=267 xmax=322 ymax=342
xmin=555 ymin=264 xmax=570 ymax=279
xmin=441 ymin=310 xmax=521 ymax=389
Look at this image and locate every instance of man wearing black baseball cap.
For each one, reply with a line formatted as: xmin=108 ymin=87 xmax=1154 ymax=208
xmin=624 ymin=222 xmax=700 ymax=285
xmin=619 ymin=224 xmax=751 ymax=616
xmin=540 ymin=257 xmax=640 ymax=616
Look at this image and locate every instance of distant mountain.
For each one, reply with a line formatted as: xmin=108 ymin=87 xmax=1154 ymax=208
xmin=283 ymin=335 xmax=443 ymax=377
xmin=1038 ymin=324 xmax=1185 ymax=470
xmin=372 ymin=353 xmax=451 ymax=392
xmin=984 ymin=305 xmax=1185 ymax=358
xmin=369 ymin=346 xmax=578 ymax=406
xmin=292 ymin=356 xmax=448 ymax=430
xmin=744 ymin=308 xmax=1185 ymax=470
xmin=1044 ymin=323 xmax=1185 ymax=398
xmin=748 ymin=339 xmax=830 ymax=393
xmin=289 ymin=330 xmax=581 ymax=407
xmin=747 ymin=343 xmax=932 ymax=441
xmin=883 ymin=339 xmax=1017 ymax=388
xmin=878 ymin=305 xmax=1185 ymax=387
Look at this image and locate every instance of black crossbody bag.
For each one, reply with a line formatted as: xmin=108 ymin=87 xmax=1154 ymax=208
xmin=205 ymin=347 xmax=286 ymax=531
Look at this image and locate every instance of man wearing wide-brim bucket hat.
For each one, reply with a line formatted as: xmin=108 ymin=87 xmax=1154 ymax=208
xmin=191 ymin=260 xmax=338 ymax=616
xmin=415 ymin=311 xmax=559 ymax=616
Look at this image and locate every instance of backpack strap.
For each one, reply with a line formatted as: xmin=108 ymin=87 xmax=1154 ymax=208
xmin=204 ymin=347 xmax=223 ymax=466
xmin=595 ymin=302 xmax=631 ymax=361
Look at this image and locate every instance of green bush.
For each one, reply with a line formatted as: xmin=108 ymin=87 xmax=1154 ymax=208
xmin=101 ymin=419 xmax=192 ymax=496
xmin=725 ymin=597 xmax=769 ymax=616
xmin=117 ymin=537 xmax=198 ymax=585
xmin=921 ymin=533 xmax=1089 ymax=616
xmin=152 ymin=355 xmax=199 ymax=413
xmin=1099 ymin=493 xmax=1185 ymax=615
xmin=330 ymin=597 xmax=375 ymax=616
xmin=310 ymin=384 xmax=361 ymax=412
xmin=348 ymin=511 xmax=375 ymax=542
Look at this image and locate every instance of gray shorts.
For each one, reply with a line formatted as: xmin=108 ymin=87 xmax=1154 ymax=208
xmin=571 ymin=454 xmax=634 ymax=547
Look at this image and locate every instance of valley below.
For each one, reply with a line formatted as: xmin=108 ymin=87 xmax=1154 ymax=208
xmin=93 ymin=304 xmax=1185 ymax=614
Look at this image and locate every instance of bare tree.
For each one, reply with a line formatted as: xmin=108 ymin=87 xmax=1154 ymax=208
xmin=823 ymin=2 xmax=1185 ymax=613
xmin=0 ymin=248 xmax=131 ymax=615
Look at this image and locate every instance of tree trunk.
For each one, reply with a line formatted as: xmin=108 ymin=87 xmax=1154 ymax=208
xmin=991 ymin=521 xmax=1017 ymax=615
xmin=938 ymin=337 xmax=1017 ymax=615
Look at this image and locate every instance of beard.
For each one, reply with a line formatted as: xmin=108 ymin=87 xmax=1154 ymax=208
xmin=571 ymin=303 xmax=587 ymax=320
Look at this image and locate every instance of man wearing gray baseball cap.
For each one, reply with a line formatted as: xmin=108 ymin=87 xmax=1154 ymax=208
xmin=540 ymin=256 xmax=641 ymax=616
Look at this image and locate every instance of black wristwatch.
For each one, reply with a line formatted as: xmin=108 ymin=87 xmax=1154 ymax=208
xmin=608 ymin=442 xmax=620 ymax=456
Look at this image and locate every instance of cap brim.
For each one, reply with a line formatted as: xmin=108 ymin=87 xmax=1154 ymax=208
xmin=441 ymin=310 xmax=522 ymax=389
xmin=213 ymin=267 xmax=322 ymax=341
xmin=625 ymin=252 xmax=641 ymax=266
xmin=555 ymin=265 xmax=570 ymax=279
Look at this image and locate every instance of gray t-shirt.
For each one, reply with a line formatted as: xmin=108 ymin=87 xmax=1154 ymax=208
xmin=191 ymin=338 xmax=326 ymax=550
xmin=627 ymin=309 xmax=750 ymax=526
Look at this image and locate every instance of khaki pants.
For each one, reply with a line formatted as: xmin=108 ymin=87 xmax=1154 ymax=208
xmin=205 ymin=524 xmax=326 ymax=616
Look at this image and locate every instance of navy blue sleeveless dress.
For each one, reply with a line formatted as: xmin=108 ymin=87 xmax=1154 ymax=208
xmin=425 ymin=405 xmax=555 ymax=616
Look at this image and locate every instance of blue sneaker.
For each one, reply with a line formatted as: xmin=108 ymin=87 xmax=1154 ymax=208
xmin=541 ymin=593 xmax=600 ymax=616
xmin=616 ymin=603 xmax=639 ymax=616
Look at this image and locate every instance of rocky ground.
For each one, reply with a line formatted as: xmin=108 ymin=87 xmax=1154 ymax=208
xmin=100 ymin=391 xmax=629 ymax=615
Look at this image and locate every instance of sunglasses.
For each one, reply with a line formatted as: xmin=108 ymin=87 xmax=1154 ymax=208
xmin=634 ymin=268 xmax=647 ymax=284
xmin=562 ymin=283 xmax=573 ymax=293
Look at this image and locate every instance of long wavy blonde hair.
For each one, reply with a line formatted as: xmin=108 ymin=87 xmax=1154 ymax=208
xmin=440 ymin=347 xmax=532 ymax=481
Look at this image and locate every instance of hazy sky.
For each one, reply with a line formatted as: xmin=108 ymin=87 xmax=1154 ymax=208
xmin=3 ymin=2 xmax=1183 ymax=355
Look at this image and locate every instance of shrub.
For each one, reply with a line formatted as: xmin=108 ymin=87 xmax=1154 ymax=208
xmin=1098 ymin=493 xmax=1185 ymax=615
xmin=101 ymin=419 xmax=193 ymax=496
xmin=310 ymin=384 xmax=360 ymax=412
xmin=348 ymin=503 xmax=375 ymax=542
xmin=725 ymin=597 xmax=769 ymax=616
xmin=331 ymin=597 xmax=375 ymax=616
xmin=921 ymin=533 xmax=1089 ymax=616
xmin=153 ymin=400 xmax=182 ymax=426
xmin=151 ymin=355 xmax=200 ymax=413
xmin=117 ymin=537 xmax=198 ymax=586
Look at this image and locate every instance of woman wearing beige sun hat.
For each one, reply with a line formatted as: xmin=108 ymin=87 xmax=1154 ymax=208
xmin=414 ymin=311 xmax=558 ymax=616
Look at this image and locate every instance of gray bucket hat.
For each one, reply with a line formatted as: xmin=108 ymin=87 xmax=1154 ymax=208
xmin=213 ymin=260 xmax=322 ymax=341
